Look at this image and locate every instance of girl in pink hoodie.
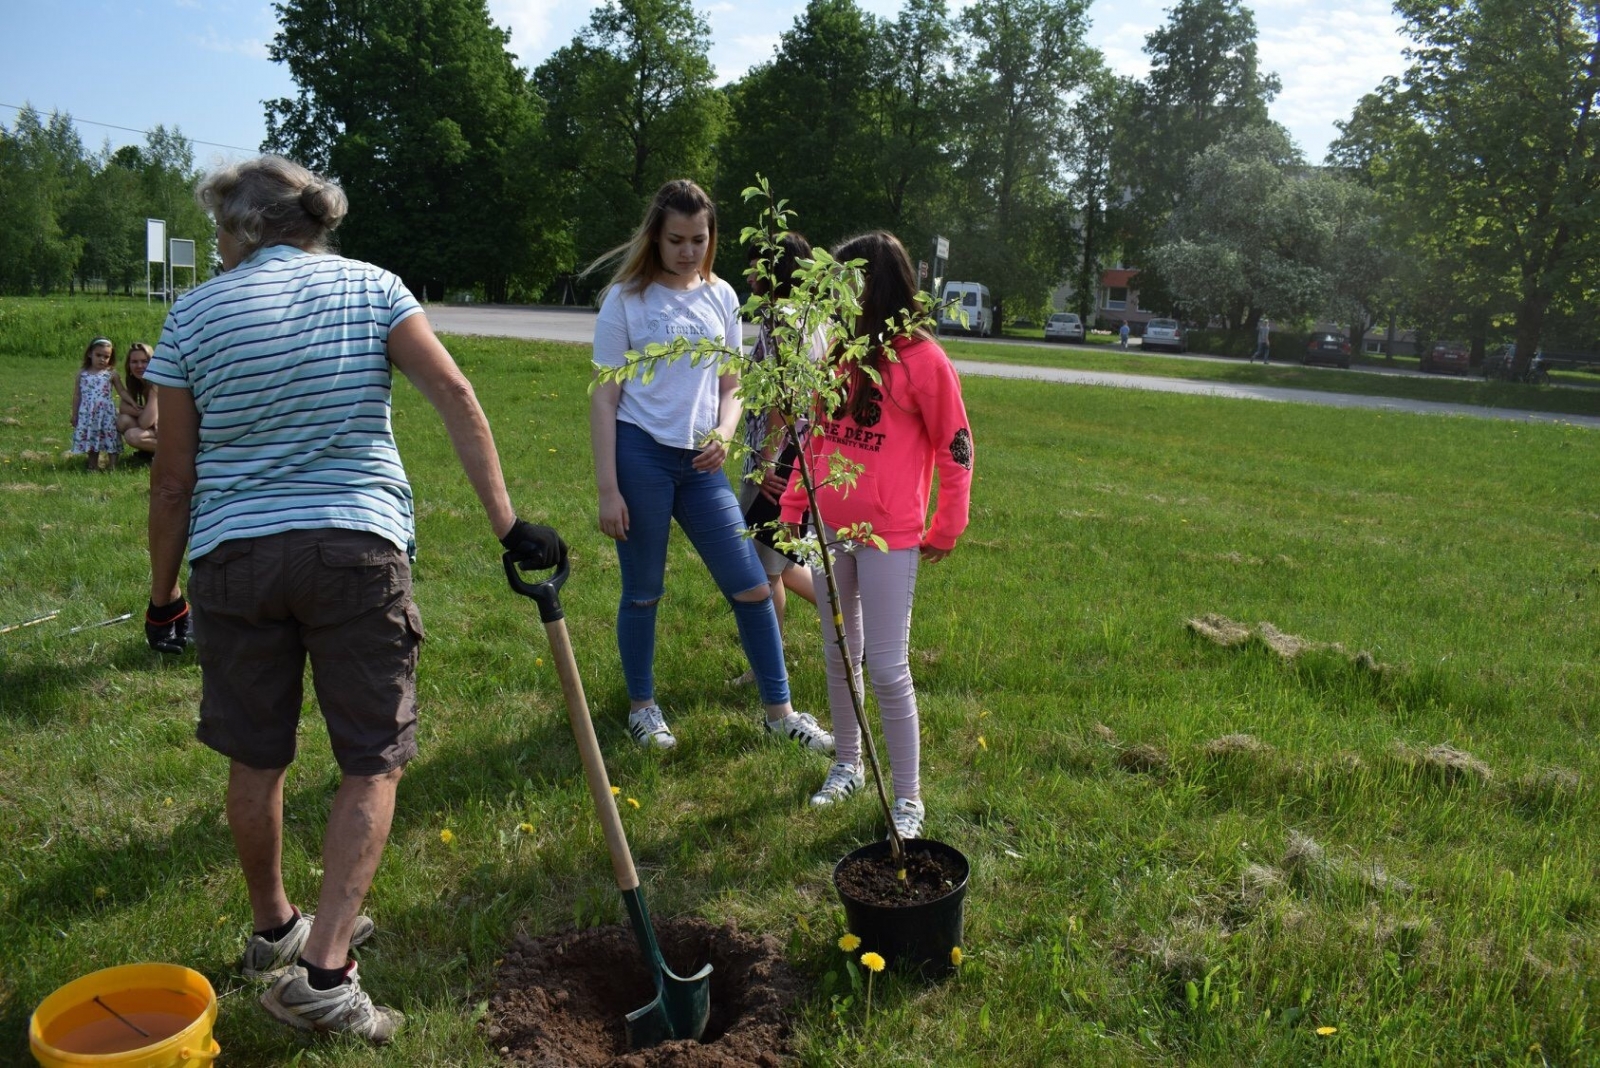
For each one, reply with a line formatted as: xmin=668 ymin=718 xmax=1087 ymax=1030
xmin=779 ymin=231 xmax=973 ymax=840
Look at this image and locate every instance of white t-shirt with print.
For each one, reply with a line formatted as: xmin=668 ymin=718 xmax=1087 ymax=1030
xmin=592 ymin=279 xmax=743 ymax=450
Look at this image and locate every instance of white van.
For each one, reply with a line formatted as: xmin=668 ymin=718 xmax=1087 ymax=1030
xmin=938 ymin=282 xmax=995 ymax=337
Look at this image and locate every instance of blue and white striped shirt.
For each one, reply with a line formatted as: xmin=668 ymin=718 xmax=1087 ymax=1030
xmin=145 ymin=245 xmax=423 ymax=561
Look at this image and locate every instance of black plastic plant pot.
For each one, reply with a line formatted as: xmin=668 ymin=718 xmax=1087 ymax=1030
xmin=833 ymin=838 xmax=970 ymax=979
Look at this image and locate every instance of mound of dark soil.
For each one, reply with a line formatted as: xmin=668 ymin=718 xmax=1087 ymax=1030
xmin=484 ymin=917 xmax=805 ymax=1067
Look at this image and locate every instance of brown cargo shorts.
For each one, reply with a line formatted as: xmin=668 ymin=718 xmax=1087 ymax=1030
xmin=190 ymin=528 xmax=425 ymax=775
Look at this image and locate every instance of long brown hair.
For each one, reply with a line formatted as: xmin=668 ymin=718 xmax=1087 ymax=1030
xmin=588 ymin=179 xmax=720 ymax=294
xmin=832 ymin=231 xmax=931 ymax=422
xmin=747 ymin=231 xmax=812 ymax=300
xmin=125 ymin=342 xmax=153 ymax=405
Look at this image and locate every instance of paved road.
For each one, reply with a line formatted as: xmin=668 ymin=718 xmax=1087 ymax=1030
xmin=423 ymin=304 xmax=1600 ymax=430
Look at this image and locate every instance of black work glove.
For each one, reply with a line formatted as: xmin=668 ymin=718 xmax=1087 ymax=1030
xmin=146 ymin=596 xmax=192 ymax=654
xmin=500 ymin=519 xmax=564 ymax=571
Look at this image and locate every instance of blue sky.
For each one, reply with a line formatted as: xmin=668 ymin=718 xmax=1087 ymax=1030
xmin=2 ymin=0 xmax=1408 ymax=169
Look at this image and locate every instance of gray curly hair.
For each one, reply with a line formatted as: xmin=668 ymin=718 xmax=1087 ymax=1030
xmin=197 ymin=155 xmax=348 ymax=260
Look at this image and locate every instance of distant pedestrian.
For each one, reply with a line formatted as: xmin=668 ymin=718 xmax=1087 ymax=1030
xmin=1252 ymin=317 xmax=1271 ymax=363
xmin=1118 ymin=322 xmax=1130 ymax=350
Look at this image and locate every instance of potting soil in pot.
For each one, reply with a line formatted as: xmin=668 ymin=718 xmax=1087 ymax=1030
xmin=835 ymin=843 xmax=965 ymax=906
xmin=484 ymin=917 xmax=805 ymax=1067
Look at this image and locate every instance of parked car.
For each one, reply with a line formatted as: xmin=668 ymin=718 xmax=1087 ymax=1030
xmin=1141 ymin=318 xmax=1185 ymax=353
xmin=1303 ymin=331 xmax=1352 ymax=368
xmin=1482 ymin=343 xmax=1549 ymax=384
xmin=1043 ymin=312 xmax=1084 ymax=343
xmin=1419 ymin=340 xmax=1470 ymax=375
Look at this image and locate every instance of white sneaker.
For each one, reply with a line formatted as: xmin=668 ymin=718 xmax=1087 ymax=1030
xmin=628 ymin=705 xmax=676 ymax=749
xmin=889 ymin=797 xmax=925 ymax=840
xmin=765 ymin=711 xmax=834 ymax=753
xmin=260 ymin=962 xmax=403 ymax=1044
xmin=241 ymin=909 xmax=375 ymax=981
xmin=810 ymin=762 xmax=865 ymax=806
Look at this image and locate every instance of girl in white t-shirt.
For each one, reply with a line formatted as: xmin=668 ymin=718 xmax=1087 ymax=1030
xmin=589 ymin=179 xmax=833 ymax=755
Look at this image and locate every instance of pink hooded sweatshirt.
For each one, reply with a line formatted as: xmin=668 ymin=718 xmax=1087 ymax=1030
xmin=779 ymin=335 xmax=973 ymax=551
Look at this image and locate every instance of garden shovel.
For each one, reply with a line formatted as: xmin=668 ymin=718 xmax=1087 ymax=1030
xmin=505 ymin=550 xmax=712 ymax=1048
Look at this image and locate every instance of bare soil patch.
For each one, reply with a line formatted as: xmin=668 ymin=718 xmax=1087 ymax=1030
xmin=484 ymin=917 xmax=804 ymax=1067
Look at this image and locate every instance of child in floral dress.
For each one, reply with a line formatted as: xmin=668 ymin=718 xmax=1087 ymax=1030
xmin=71 ymin=337 xmax=132 ymax=471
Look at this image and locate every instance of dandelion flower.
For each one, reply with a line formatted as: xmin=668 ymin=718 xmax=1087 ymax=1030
xmin=1316 ymin=1026 xmax=1337 ymax=1036
xmin=535 ymin=657 xmax=544 ymax=667
xmin=440 ymin=828 xmax=455 ymax=844
xmin=164 ymin=797 xmax=173 ymax=806
xmin=950 ymin=947 xmax=964 ymax=966
xmin=611 ymin=786 xmax=622 ymax=797
xmin=626 ymin=797 xmax=640 ymax=809
xmin=860 ymin=952 xmax=886 ymax=973
xmin=978 ymin=735 xmax=988 ymax=751
xmin=94 ymin=886 xmax=108 ymax=899
xmin=838 ymin=933 xmax=861 ymax=952
xmin=517 ymin=822 xmax=535 ymax=834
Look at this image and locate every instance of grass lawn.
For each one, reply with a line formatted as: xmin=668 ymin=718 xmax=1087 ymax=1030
xmin=1 ymin=297 xmax=1596 ymax=1065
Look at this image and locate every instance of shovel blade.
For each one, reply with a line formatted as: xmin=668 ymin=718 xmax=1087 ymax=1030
xmin=625 ymin=961 xmax=712 ymax=1048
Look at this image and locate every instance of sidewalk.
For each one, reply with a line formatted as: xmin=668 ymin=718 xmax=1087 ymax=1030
xmin=954 ymin=359 xmax=1600 ymax=429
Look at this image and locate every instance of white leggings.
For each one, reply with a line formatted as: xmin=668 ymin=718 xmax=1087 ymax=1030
xmin=813 ymin=542 xmax=921 ymax=801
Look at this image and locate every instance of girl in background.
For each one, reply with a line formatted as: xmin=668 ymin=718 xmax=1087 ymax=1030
xmin=729 ymin=232 xmax=820 ymax=687
xmin=588 ymin=179 xmax=833 ymax=754
xmin=71 ymin=337 xmax=131 ymax=471
xmin=119 ymin=341 xmax=160 ymax=456
xmin=779 ymin=231 xmax=974 ymax=840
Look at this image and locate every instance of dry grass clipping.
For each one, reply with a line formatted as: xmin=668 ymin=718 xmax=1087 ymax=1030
xmin=1185 ymin=613 xmax=1390 ymax=673
xmin=1395 ymin=742 xmax=1495 ymax=783
xmin=1117 ymin=743 xmax=1169 ymax=775
xmin=1204 ymin=733 xmax=1272 ymax=757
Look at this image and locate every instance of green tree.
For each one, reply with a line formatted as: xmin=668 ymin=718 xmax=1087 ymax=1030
xmin=0 ymin=106 xmax=86 ymax=294
xmin=1060 ymin=67 xmax=1129 ymax=323
xmin=266 ymin=0 xmax=560 ymax=300
xmin=717 ymin=0 xmax=884 ymax=256
xmin=1149 ymin=124 xmax=1328 ymax=329
xmin=64 ymin=146 xmax=141 ymax=295
xmin=868 ymin=0 xmax=955 ymax=239
xmin=1114 ymin=0 xmax=1281 ymax=292
xmin=534 ymin=0 xmax=727 ymax=286
xmin=945 ymin=0 xmax=1094 ymax=321
xmin=1381 ymin=0 xmax=1600 ymax=372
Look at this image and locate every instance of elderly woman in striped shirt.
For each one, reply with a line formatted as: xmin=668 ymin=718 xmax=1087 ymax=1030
xmin=144 ymin=155 xmax=563 ymax=1044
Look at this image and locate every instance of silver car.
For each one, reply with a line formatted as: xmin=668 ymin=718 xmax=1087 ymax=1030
xmin=1142 ymin=318 xmax=1186 ymax=353
xmin=1044 ymin=312 xmax=1084 ymax=343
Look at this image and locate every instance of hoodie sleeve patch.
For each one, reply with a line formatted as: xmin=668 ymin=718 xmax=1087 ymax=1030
xmin=950 ymin=427 xmax=973 ymax=470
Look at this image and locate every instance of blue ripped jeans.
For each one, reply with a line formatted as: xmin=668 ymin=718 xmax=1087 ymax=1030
xmin=613 ymin=420 xmax=790 ymax=707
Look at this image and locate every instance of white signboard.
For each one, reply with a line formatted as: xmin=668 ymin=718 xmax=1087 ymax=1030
xmin=935 ymin=235 xmax=949 ymax=260
xmin=169 ymin=239 xmax=196 ymax=269
xmin=146 ymin=219 xmax=167 ymax=264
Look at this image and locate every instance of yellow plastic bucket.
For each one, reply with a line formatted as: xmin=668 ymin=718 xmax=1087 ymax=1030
xmin=29 ymin=964 xmax=219 ymax=1067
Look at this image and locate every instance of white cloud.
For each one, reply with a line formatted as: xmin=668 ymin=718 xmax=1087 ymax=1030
xmin=190 ymin=28 xmax=269 ymax=59
xmin=487 ymin=0 xmax=566 ymax=65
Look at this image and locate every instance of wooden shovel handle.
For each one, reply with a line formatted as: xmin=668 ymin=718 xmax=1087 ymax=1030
xmin=544 ymin=616 xmax=640 ymax=892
